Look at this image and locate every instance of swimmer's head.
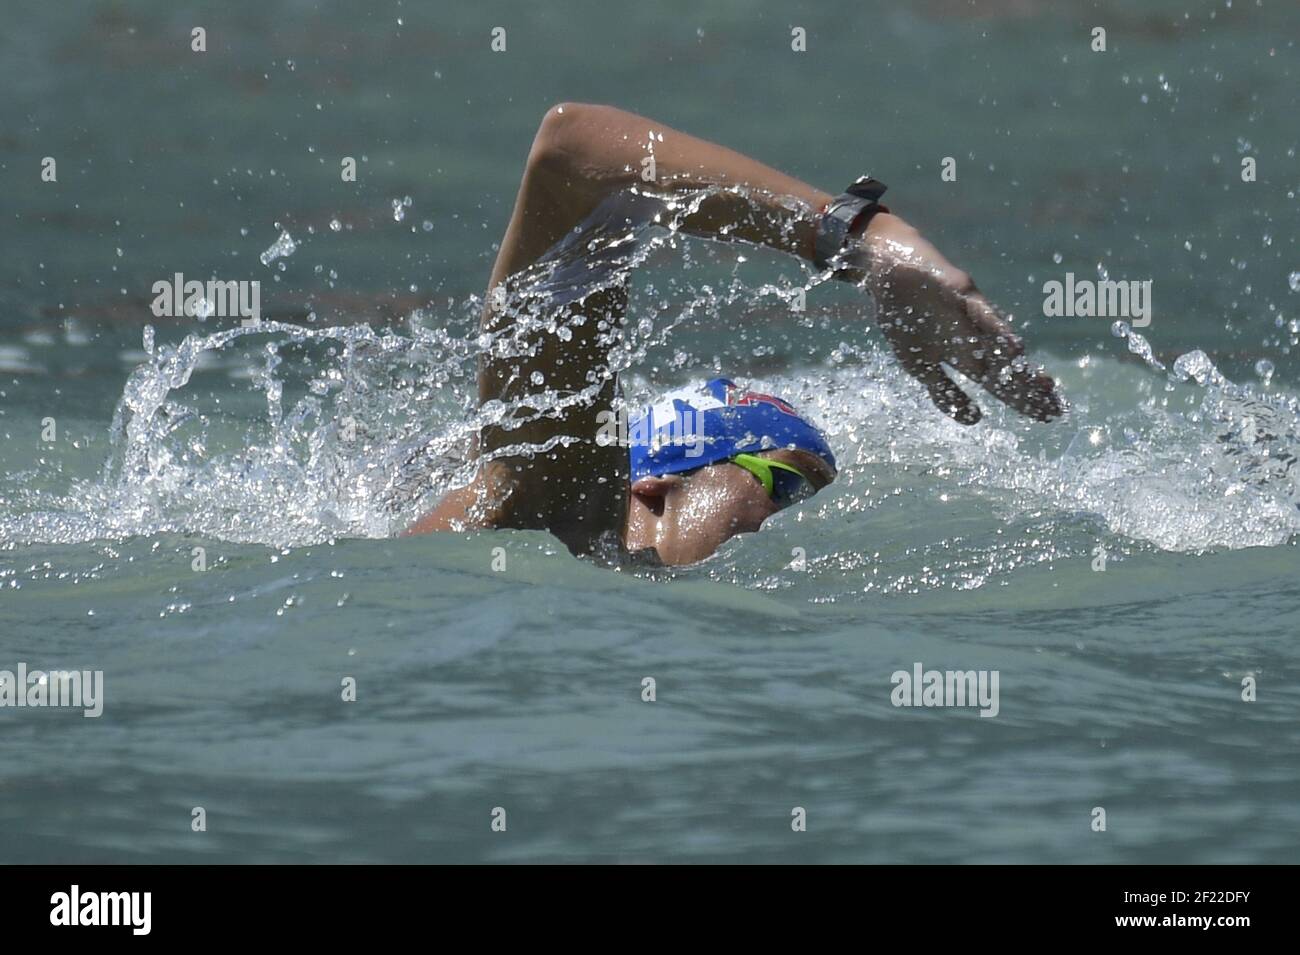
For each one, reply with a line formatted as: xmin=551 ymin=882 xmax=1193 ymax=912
xmin=622 ymin=378 xmax=836 ymax=565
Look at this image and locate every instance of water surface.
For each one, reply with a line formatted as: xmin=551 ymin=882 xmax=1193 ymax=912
xmin=1 ymin=0 xmax=1298 ymax=863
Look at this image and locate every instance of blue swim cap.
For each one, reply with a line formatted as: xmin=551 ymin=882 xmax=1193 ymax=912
xmin=627 ymin=378 xmax=836 ymax=480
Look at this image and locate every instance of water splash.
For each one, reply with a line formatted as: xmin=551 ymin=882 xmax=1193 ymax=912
xmin=3 ymin=187 xmax=1299 ymax=593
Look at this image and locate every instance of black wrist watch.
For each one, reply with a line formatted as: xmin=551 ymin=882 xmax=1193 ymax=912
xmin=813 ymin=176 xmax=889 ymax=271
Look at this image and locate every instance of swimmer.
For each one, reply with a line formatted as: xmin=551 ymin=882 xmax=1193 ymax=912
xmin=406 ymin=103 xmax=1063 ymax=564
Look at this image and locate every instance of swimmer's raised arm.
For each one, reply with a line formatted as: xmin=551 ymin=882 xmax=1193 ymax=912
xmin=500 ymin=103 xmax=1060 ymax=424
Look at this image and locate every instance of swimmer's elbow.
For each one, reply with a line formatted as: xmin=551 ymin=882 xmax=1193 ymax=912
xmin=529 ymin=103 xmax=582 ymax=171
xmin=527 ymin=102 xmax=618 ymax=181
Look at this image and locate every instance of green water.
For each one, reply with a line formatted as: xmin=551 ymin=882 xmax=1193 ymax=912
xmin=1 ymin=0 xmax=1298 ymax=862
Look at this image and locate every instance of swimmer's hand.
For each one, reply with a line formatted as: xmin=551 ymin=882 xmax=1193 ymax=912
xmin=843 ymin=214 xmax=1063 ymax=425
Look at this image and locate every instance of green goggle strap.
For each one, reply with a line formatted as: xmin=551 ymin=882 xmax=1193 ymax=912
xmin=730 ymin=452 xmax=810 ymax=498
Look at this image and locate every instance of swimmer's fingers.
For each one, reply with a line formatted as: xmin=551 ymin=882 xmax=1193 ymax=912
xmin=877 ymin=266 xmax=1060 ymax=423
xmin=901 ymin=354 xmax=982 ymax=426
xmin=877 ymin=277 xmax=981 ymax=424
xmin=961 ymin=296 xmax=1064 ymax=422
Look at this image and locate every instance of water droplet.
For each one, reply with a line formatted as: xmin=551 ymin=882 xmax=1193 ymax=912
xmin=259 ymin=230 xmax=297 ymax=266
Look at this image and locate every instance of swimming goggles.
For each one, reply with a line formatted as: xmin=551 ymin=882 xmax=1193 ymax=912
xmin=729 ymin=453 xmax=817 ymax=509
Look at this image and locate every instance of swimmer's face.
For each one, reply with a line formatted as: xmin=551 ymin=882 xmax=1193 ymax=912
xmin=622 ymin=449 xmax=834 ymax=566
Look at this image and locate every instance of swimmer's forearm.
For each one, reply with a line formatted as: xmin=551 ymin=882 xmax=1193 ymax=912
xmin=527 ymin=105 xmax=1061 ymax=424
